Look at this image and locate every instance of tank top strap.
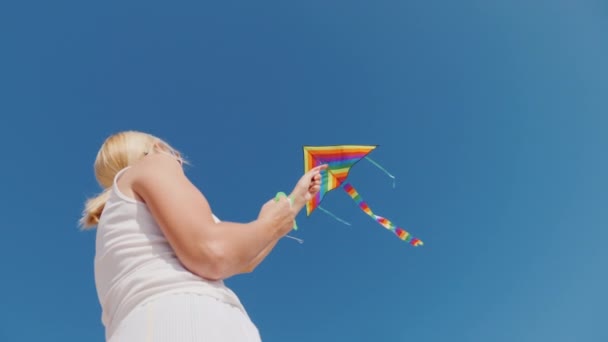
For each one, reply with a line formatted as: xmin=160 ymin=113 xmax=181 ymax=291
xmin=113 ymin=167 xmax=132 ymax=187
xmin=111 ymin=166 xmax=143 ymax=205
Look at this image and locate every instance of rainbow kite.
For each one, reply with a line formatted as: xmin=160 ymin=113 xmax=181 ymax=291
xmin=303 ymin=145 xmax=423 ymax=247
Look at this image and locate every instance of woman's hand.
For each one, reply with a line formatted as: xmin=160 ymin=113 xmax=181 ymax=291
xmin=289 ymin=164 xmax=328 ymax=212
xmin=256 ymin=197 xmax=296 ymax=237
xmin=238 ymin=165 xmax=328 ymax=274
xmin=255 ymin=164 xmax=327 ymax=237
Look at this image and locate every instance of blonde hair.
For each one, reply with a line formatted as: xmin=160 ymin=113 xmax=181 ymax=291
xmin=80 ymin=130 xmax=184 ymax=229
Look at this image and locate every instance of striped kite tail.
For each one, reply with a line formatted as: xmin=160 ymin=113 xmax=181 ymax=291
xmin=342 ymin=182 xmax=423 ymax=247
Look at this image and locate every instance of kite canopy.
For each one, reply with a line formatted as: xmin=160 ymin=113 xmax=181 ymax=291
xmin=303 ymin=145 xmax=377 ymax=216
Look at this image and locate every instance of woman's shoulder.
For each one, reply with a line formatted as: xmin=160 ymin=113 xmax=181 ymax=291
xmin=117 ymin=153 xmax=185 ymax=203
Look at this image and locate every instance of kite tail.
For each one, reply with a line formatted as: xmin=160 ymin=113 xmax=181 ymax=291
xmin=341 ymin=182 xmax=423 ymax=247
xmin=365 ymin=157 xmax=396 ymax=188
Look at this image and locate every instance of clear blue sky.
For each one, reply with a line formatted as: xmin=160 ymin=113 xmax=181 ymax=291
xmin=1 ymin=1 xmax=607 ymax=341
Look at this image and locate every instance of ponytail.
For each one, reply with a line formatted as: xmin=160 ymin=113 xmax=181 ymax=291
xmin=80 ymin=189 xmax=111 ymax=229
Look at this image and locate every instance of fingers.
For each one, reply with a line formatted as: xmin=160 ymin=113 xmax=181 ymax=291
xmin=274 ymin=196 xmax=296 ymax=230
xmin=303 ymin=165 xmax=326 ymax=186
xmin=306 ymin=164 xmax=328 ymax=176
xmin=310 ymin=173 xmax=322 ymax=187
xmin=274 ymin=195 xmax=291 ymax=208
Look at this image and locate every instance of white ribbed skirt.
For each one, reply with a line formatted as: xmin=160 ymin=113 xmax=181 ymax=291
xmin=107 ymin=293 xmax=261 ymax=342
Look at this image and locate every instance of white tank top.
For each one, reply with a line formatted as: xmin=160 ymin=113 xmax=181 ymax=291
xmin=94 ymin=167 xmax=245 ymax=337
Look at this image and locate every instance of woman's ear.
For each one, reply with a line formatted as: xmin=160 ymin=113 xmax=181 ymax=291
xmin=152 ymin=141 xmax=164 ymax=152
xmin=151 ymin=141 xmax=183 ymax=165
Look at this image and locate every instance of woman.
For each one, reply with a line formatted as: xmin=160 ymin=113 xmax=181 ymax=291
xmin=81 ymin=131 xmax=325 ymax=341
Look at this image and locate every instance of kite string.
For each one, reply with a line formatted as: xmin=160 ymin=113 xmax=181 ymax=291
xmin=365 ymin=156 xmax=396 ymax=188
xmin=318 ymin=206 xmax=352 ymax=226
xmin=284 ymin=235 xmax=304 ymax=244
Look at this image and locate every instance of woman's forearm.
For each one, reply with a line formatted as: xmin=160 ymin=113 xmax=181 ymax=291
xmin=191 ymin=218 xmax=287 ymax=280
xmin=239 ymin=237 xmax=280 ymax=274
xmin=194 ymin=192 xmax=306 ymax=279
xmin=238 ymin=191 xmax=306 ymax=274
